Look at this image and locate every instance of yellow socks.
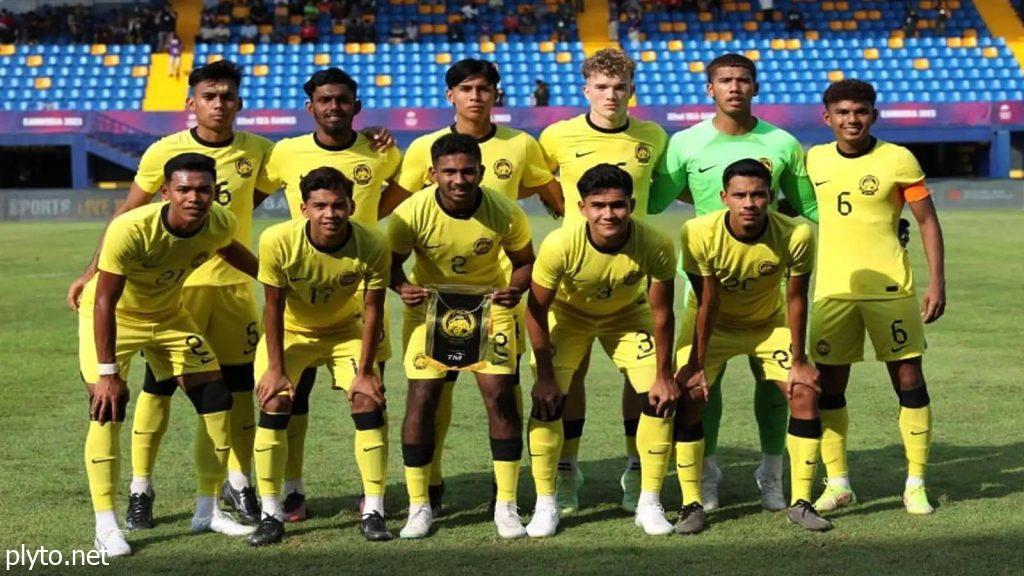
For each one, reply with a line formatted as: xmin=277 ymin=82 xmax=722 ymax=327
xmin=673 ymin=421 xmax=705 ymax=506
xmin=786 ymin=417 xmax=823 ymax=504
xmin=636 ymin=414 xmax=672 ymax=494
xmin=490 ymin=437 xmax=523 ymax=502
xmin=194 ymin=409 xmax=231 ymax=497
xmin=899 ymin=405 xmax=932 ymax=478
xmin=85 ymin=421 xmax=122 ymax=512
xmin=130 ymin=391 xmax=170 ymax=481
xmin=352 ymin=410 xmax=389 ymax=497
xmin=528 ymin=419 xmax=563 ymax=497
xmin=227 ymin=389 xmax=255 ymax=478
xmin=819 ymin=394 xmax=850 ymax=481
xmin=253 ymin=412 xmax=289 ymax=498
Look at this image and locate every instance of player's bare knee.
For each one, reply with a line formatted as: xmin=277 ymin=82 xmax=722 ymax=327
xmin=349 ymin=391 xmax=382 ymax=414
xmin=789 ymin=383 xmax=818 ymax=410
xmin=263 ymin=394 xmax=292 ymax=414
xmin=817 ymin=363 xmax=851 ymax=395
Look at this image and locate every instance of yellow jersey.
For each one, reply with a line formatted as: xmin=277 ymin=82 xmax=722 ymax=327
xmin=538 ymin=114 xmax=668 ymax=227
xmin=681 ymin=209 xmax=814 ymax=328
xmin=395 ymin=124 xmax=553 ymax=200
xmin=533 ymin=219 xmax=676 ymax=318
xmin=806 ymin=138 xmax=929 ymax=300
xmin=387 ymin=187 xmax=532 ymax=289
xmin=257 ymin=218 xmax=390 ymax=334
xmin=264 ymin=132 xmax=402 ymax=226
xmin=82 ymin=202 xmax=238 ymax=320
xmin=133 ymin=128 xmax=273 ymax=287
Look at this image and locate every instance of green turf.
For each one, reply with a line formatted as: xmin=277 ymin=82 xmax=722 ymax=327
xmin=0 ymin=211 xmax=1021 ymax=575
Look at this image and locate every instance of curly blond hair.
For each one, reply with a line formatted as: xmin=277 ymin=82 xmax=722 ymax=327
xmin=581 ymin=48 xmax=635 ymax=81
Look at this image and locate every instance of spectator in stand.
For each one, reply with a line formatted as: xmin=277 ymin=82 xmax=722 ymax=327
xmin=389 ymin=22 xmax=407 ymax=43
xmin=608 ymin=17 xmax=619 ymax=41
xmin=521 ymin=10 xmax=537 ymax=34
xmin=300 ymin=17 xmax=319 ymax=42
xmin=448 ymin=20 xmax=465 ymax=41
xmin=303 ymin=0 xmax=319 ymax=19
xmin=903 ymin=6 xmax=919 ymax=38
xmin=0 ymin=10 xmax=13 ymax=44
xmin=461 ymin=1 xmax=480 ymax=22
xmin=489 ymin=0 xmax=505 ymax=7
xmin=250 ymin=0 xmax=271 ymax=24
xmin=317 ymin=0 xmax=333 ymax=14
xmin=503 ymin=13 xmax=520 ymax=35
xmin=627 ymin=21 xmax=640 ymax=42
xmin=532 ymin=79 xmax=550 ymax=106
xmin=240 ymin=18 xmax=259 ymax=42
xmin=212 ymin=19 xmax=230 ymax=43
xmin=786 ymin=8 xmax=804 ymax=32
xmin=406 ymin=20 xmax=419 ymax=42
xmin=199 ymin=13 xmax=217 ymax=43
xmin=167 ymin=33 xmax=183 ymax=77
xmin=935 ymin=2 xmax=949 ymax=35
xmin=495 ymin=86 xmax=506 ymax=107
xmin=274 ymin=0 xmax=290 ymax=24
xmin=758 ymin=0 xmax=776 ymax=19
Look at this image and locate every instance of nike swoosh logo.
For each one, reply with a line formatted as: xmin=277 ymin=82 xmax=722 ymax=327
xmin=362 ymin=445 xmax=383 ymax=452
xmin=891 ymin=344 xmax=910 ymax=353
xmin=141 ymin=262 xmax=161 ymax=269
xmin=289 ymin=276 xmax=311 ymax=282
xmin=677 ymin=462 xmax=696 ymax=469
xmin=91 ymin=457 xmax=116 ymax=464
xmin=910 ymin=430 xmax=929 ymax=436
xmin=215 ymin=446 xmax=231 ymax=453
xmin=697 ymin=165 xmax=717 ymax=173
xmin=647 ymin=449 xmax=669 ymax=455
xmin=242 ymin=424 xmax=256 ymax=431
xmin=200 ymin=357 xmax=215 ymax=364
xmin=255 ymin=447 xmax=272 ymax=453
xmin=575 ymin=151 xmax=597 ymax=158
xmin=805 ymin=460 xmax=818 ymax=466
xmin=814 ymin=180 xmax=830 ymax=186
xmin=133 ymin=430 xmax=155 ymax=435
xmin=636 ymin=352 xmax=655 ymax=360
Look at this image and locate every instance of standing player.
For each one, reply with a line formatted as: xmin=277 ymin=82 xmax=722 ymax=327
xmin=390 ymin=58 xmax=561 ymax=515
xmin=262 ymin=67 xmax=402 ymax=521
xmin=672 ymin=159 xmax=828 ymax=535
xmin=79 ymin=154 xmax=258 ymax=556
xmin=248 ymin=167 xmax=392 ymax=545
xmin=388 ymin=134 xmax=535 ymax=539
xmin=538 ymin=48 xmax=668 ymax=513
xmin=806 ymin=80 xmax=945 ymax=515
xmin=526 ymin=164 xmax=679 ymax=537
xmin=67 ymin=60 xmax=274 ymax=527
xmin=649 ymin=53 xmax=820 ymax=511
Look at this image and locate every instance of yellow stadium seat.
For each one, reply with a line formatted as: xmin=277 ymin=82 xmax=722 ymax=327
xmin=854 ymin=10 xmax=867 ymax=20
xmin=363 ymin=15 xmax=376 ymax=24
xmin=982 ymin=46 xmax=999 ymax=58
xmin=720 ymin=31 xmax=733 ymax=41
xmin=638 ymin=32 xmax=647 ymax=40
xmin=253 ymin=64 xmax=269 ymax=76
xmin=493 ymin=33 xmax=507 ymax=43
xmin=90 ymin=44 xmax=107 ymax=55
xmin=805 ymin=30 xmax=820 ymax=40
xmin=705 ymin=32 xmax=720 ymax=41
xmin=34 ymin=77 xmax=51 ymax=90
xmin=888 ymin=37 xmax=904 ymax=49
xmin=641 ymin=50 xmax=656 ymax=62
xmin=744 ymin=21 xmax=758 ymax=31
xmin=260 ymin=24 xmax=275 ymax=34
xmin=671 ymin=22 xmax=687 ymax=32
xmin=556 ymin=51 xmax=572 ymax=63
xmin=232 ymin=6 xmax=250 ymax=18
xmin=433 ymin=4 xmax=446 ymax=13
xmin=448 ymin=13 xmax=461 ymax=23
xmin=481 ymin=41 xmax=496 ymax=53
xmin=829 ymin=20 xmax=843 ymax=31
xmin=822 ymin=1 xmax=835 ymax=10
xmin=828 ymin=70 xmax=844 ymax=82
xmin=287 ymin=35 xmax=301 ymax=44
xmin=418 ymin=4 xmax=431 ymax=14
xmin=963 ymin=28 xmax=977 ymax=38
xmin=314 ymin=53 xmax=330 ymax=65
xmin=913 ymin=58 xmax=929 ymax=70
xmin=744 ymin=49 xmax=760 ymax=61
xmin=289 ymin=14 xmax=302 ymax=25
xmin=132 ymin=65 xmax=148 ymax=77
xmin=946 ymin=37 xmax=962 ymax=48
xmin=723 ymin=2 xmax=737 ymax=12
xmin=949 ymin=0 xmax=961 ymax=8
xmin=891 ymin=29 xmax=905 ymax=39
xmin=25 ymin=55 xmax=43 ymax=67
xmin=345 ymin=43 xmax=360 ymax=54
xmin=770 ymin=38 xmax=785 ymax=50
xmin=658 ymin=22 xmax=672 ymax=33
xmin=436 ymin=53 xmax=452 ymax=64
xmin=103 ymin=55 xmax=120 ymax=67
xmin=419 ymin=24 xmax=433 ymax=34
xmin=239 ymin=43 xmax=255 ymax=55
xmin=863 ymin=48 xmax=879 ymax=60
xmin=963 ymin=36 xmax=977 ymax=47
xmin=843 ymin=21 xmax=857 ymax=31
xmin=738 ymin=1 xmax=751 ymax=9
xmin=539 ymin=41 xmax=555 ymax=53
xmin=0 ymin=45 xmax=14 ymax=56
xmin=207 ymin=54 xmax=223 ymax=63
xmin=376 ymin=75 xmax=392 ymax=87
xmin=435 ymin=24 xmax=448 ymax=34
xmin=1009 ymin=169 xmax=1023 ymax=179
xmin=755 ymin=11 xmax=764 ymax=21
xmin=689 ymin=61 xmax=705 ymax=73
xmin=785 ymin=39 xmax=801 ymax=50
xmin=916 ymin=19 xmax=930 ymax=30
xmin=836 ymin=1 xmax=849 ymax=10
xmin=699 ymin=12 xmax=712 ymax=22
xmin=361 ymin=43 xmax=376 ymax=54
xmin=869 ymin=10 xmax=882 ymax=20
xmin=920 ymin=0 xmax=934 ymax=9
xmin=667 ymin=39 xmax=684 ymax=51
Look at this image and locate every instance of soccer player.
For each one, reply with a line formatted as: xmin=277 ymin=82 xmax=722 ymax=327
xmin=672 ymin=159 xmax=827 ymax=535
xmin=248 ymin=167 xmax=392 ymax=545
xmin=262 ymin=67 xmax=402 ymax=521
xmin=79 ymin=153 xmax=259 ymax=557
xmin=526 ymin=164 xmax=679 ymax=537
xmin=806 ymin=80 xmax=945 ymax=515
xmin=537 ymin=47 xmax=668 ymax=513
xmin=390 ymin=58 xmax=561 ymax=515
xmin=388 ymin=134 xmax=535 ymax=539
xmin=67 ymin=60 xmax=275 ymax=527
xmin=649 ymin=53 xmax=820 ymax=511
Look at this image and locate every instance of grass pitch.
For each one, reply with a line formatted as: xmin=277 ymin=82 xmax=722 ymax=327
xmin=0 ymin=210 xmax=1021 ymax=575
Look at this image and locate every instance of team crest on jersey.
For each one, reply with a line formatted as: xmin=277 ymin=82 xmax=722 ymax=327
xmin=339 ymin=271 xmax=360 ymax=286
xmin=191 ymin=252 xmax=210 ymax=268
xmin=758 ymin=157 xmax=774 ymax=173
xmin=494 ymin=159 xmax=514 ymax=180
xmin=440 ymin=309 xmax=477 ymax=342
xmin=816 ymin=339 xmax=831 ymax=356
xmin=758 ymin=260 xmax=779 ymax=276
xmin=635 ymin=143 xmax=653 ymax=164
xmin=859 ymin=175 xmax=879 ymax=195
xmin=624 ymin=270 xmax=644 ymax=286
xmin=353 ymin=163 xmax=373 ymax=185
xmin=413 ymin=353 xmax=431 ymax=369
xmin=473 ymin=238 xmax=494 ymax=255
xmin=235 ymin=158 xmax=253 ymax=178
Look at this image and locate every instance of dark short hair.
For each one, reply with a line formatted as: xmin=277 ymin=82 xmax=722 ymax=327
xmin=706 ymin=53 xmax=757 ymax=83
xmin=445 ymin=59 xmax=500 ymax=89
xmin=163 ymin=152 xmax=216 ymax=182
xmin=722 ymin=158 xmax=772 ymax=190
xmin=430 ymin=133 xmax=482 ymax=165
xmin=577 ymin=163 xmax=634 ymax=199
xmin=823 ymin=78 xmax=877 ymax=107
xmin=303 ymin=67 xmax=359 ymax=98
xmin=299 ymin=166 xmax=354 ymax=202
xmin=188 ymin=59 xmax=242 ymax=90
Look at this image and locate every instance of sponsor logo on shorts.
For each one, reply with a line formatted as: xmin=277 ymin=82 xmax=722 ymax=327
xmin=473 ymin=238 xmax=494 ymax=255
xmin=235 ymin=158 xmax=253 ymax=178
xmin=339 ymin=271 xmax=361 ymax=286
xmin=859 ymin=175 xmax=879 ymax=195
xmin=353 ymin=163 xmax=373 ymax=185
xmin=493 ymin=159 xmax=514 ymax=180
xmin=816 ymin=339 xmax=831 ymax=356
xmin=635 ymin=143 xmax=653 ymax=164
xmin=623 ymin=270 xmax=644 ymax=286
xmin=191 ymin=251 xmax=210 ymax=268
xmin=758 ymin=260 xmax=779 ymax=276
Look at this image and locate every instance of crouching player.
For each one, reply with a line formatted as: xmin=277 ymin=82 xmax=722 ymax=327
xmin=249 ymin=167 xmax=392 ymax=545
xmin=672 ymin=159 xmax=829 ymax=534
xmin=526 ymin=164 xmax=679 ymax=537
xmin=79 ymin=153 xmax=258 ymax=556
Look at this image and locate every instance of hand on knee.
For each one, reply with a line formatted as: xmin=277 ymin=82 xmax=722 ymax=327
xmin=263 ymin=394 xmax=292 ymax=415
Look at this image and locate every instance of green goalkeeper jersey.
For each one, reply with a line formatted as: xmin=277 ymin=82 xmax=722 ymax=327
xmin=649 ymin=117 xmax=819 ymax=221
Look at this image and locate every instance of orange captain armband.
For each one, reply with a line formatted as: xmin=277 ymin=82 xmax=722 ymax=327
xmin=901 ymin=181 xmax=930 ymax=202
